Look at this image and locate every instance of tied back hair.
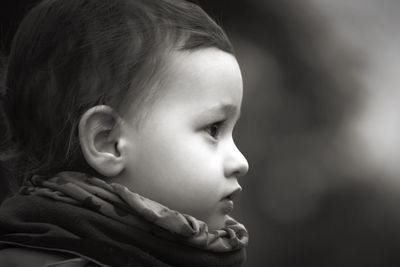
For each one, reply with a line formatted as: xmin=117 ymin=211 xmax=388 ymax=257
xmin=0 ymin=53 xmax=16 ymax=193
xmin=1 ymin=0 xmax=233 ymax=188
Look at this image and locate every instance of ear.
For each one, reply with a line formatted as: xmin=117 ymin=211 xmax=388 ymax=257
xmin=79 ymin=105 xmax=125 ymax=177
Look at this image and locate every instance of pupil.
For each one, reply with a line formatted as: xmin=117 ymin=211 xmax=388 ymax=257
xmin=211 ymin=125 xmax=218 ymax=137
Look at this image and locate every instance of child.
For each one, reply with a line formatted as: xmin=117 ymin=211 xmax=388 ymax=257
xmin=0 ymin=0 xmax=249 ymax=266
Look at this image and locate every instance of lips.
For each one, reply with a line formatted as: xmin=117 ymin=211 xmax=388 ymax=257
xmin=220 ymin=187 xmax=242 ymax=214
xmin=221 ymin=187 xmax=242 ymax=201
xmin=221 ymin=198 xmax=234 ymax=214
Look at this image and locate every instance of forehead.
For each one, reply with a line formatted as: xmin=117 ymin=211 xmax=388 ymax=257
xmin=159 ymin=48 xmax=243 ymax=111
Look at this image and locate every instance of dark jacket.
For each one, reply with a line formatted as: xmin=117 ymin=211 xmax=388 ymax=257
xmin=0 ymin=247 xmax=94 ymax=267
xmin=0 ymin=193 xmax=246 ymax=267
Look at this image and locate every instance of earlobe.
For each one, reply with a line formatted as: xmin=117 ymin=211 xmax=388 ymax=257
xmin=79 ymin=105 xmax=125 ymax=177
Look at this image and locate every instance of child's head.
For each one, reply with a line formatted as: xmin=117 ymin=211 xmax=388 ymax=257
xmin=2 ymin=0 xmax=248 ymax=229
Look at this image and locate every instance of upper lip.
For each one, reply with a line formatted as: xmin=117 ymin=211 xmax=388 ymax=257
xmin=221 ymin=187 xmax=242 ymax=201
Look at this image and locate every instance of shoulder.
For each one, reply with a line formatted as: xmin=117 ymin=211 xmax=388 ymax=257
xmin=0 ymin=247 xmax=96 ymax=267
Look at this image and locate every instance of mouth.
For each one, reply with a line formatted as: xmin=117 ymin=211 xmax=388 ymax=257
xmin=221 ymin=187 xmax=242 ymax=214
xmin=220 ymin=187 xmax=242 ymax=214
xmin=221 ymin=187 xmax=242 ymax=201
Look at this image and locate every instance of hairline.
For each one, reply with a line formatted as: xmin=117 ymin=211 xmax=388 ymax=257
xmin=117 ymin=42 xmax=235 ymax=129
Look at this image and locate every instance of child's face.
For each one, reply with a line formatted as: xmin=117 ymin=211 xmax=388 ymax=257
xmin=118 ymin=48 xmax=248 ymax=230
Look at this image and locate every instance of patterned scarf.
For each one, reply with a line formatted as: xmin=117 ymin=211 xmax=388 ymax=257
xmin=0 ymin=171 xmax=248 ymax=266
xmin=20 ymin=171 xmax=249 ymax=252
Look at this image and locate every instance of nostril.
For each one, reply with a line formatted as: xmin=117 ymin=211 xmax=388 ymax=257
xmin=224 ymin=156 xmax=249 ymax=178
xmin=237 ymin=159 xmax=249 ymax=178
xmin=224 ymin=140 xmax=249 ymax=178
xmin=236 ymin=148 xmax=249 ymax=177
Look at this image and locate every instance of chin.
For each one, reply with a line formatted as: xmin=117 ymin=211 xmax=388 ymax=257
xmin=206 ymin=215 xmax=227 ymax=231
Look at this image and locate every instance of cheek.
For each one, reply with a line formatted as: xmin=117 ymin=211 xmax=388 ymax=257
xmin=143 ymin=136 xmax=212 ymax=183
xmin=133 ymin=133 xmax=222 ymax=209
xmin=140 ymin=128 xmax=207 ymax=171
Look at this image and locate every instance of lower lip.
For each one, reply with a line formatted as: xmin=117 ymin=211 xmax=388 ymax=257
xmin=220 ymin=199 xmax=234 ymax=213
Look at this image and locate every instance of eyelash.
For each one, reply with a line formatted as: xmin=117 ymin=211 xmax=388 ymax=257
xmin=206 ymin=121 xmax=226 ymax=140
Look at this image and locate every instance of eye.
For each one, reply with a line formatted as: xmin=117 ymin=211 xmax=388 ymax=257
xmin=206 ymin=121 xmax=225 ymax=140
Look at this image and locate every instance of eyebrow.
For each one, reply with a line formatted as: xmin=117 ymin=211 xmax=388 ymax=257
xmin=201 ymin=103 xmax=241 ymax=120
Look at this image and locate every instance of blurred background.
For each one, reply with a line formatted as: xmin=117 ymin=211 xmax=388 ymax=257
xmin=2 ymin=0 xmax=400 ymax=266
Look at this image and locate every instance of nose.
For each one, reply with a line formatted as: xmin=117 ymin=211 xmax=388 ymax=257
xmin=224 ymin=139 xmax=249 ymax=178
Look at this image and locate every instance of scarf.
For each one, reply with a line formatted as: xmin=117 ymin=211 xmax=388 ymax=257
xmin=0 ymin=171 xmax=248 ymax=267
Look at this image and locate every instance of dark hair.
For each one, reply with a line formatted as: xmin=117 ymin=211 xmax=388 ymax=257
xmin=0 ymin=0 xmax=233 ymax=186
